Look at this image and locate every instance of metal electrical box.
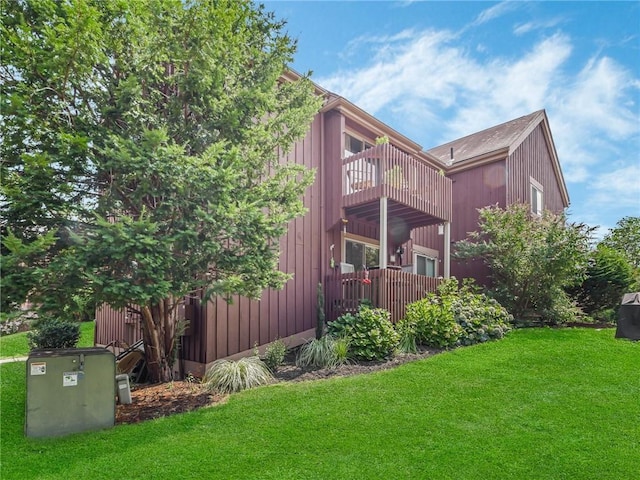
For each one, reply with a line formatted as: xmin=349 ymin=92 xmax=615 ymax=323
xmin=25 ymin=347 xmax=116 ymax=438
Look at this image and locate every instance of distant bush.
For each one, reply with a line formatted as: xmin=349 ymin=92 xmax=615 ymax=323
xmin=27 ymin=317 xmax=81 ymax=350
xmin=203 ymin=356 xmax=273 ymax=394
xmin=328 ymin=306 xmax=399 ymax=361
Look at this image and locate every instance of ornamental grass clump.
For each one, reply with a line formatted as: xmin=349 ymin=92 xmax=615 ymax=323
xmin=395 ymin=318 xmax=418 ymax=354
xmin=296 ymin=335 xmax=338 ymax=369
xmin=203 ymin=356 xmax=273 ymax=394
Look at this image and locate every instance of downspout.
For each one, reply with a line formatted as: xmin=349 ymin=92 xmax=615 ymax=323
xmin=319 ymin=111 xmax=327 ymax=309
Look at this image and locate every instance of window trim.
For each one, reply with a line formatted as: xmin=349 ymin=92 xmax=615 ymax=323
xmin=412 ymin=245 xmax=438 ymax=277
xmin=530 ymin=177 xmax=544 ymax=216
xmin=343 ymin=233 xmax=380 ymax=270
xmin=344 ymin=132 xmax=374 ymax=157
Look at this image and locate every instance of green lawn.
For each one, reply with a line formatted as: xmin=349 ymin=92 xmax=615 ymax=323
xmin=1 ymin=328 xmax=637 ymax=479
xmin=0 ymin=321 xmax=95 ymax=358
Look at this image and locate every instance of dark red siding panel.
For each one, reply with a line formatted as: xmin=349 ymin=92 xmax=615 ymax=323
xmin=507 ymin=124 xmax=566 ymax=213
xmin=447 ymin=161 xmax=507 ymax=282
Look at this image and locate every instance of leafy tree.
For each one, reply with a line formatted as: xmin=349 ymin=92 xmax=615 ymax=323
xmin=601 ymin=217 xmax=640 ymax=269
xmin=1 ymin=0 xmax=321 ymax=382
xmin=570 ymin=245 xmax=635 ymax=319
xmin=454 ymin=204 xmax=593 ymax=324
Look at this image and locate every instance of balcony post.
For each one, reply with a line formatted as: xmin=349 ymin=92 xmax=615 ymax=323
xmin=444 ymin=221 xmax=451 ymax=279
xmin=380 ymin=196 xmax=388 ymax=269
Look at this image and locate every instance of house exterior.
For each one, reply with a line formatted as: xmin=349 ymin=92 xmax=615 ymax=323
xmin=95 ymin=78 xmax=569 ymax=376
xmin=426 ymin=110 xmax=570 ymax=283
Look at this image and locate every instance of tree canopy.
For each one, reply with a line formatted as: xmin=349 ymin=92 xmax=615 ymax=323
xmin=601 ymin=217 xmax=640 ymax=270
xmin=453 ymin=204 xmax=593 ymax=324
xmin=1 ymin=0 xmax=322 ymax=381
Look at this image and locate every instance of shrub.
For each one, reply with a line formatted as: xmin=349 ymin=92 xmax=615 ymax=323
xmin=263 ymin=338 xmax=287 ymax=372
xmin=27 ymin=317 xmax=81 ymax=350
xmin=451 ymin=281 xmax=513 ymax=346
xmin=404 ymin=279 xmax=512 ymax=348
xmin=296 ymin=335 xmax=338 ymax=369
xmin=203 ymin=356 xmax=273 ymax=394
xmin=328 ymin=306 xmax=399 ymax=361
xmin=405 ymin=295 xmax=462 ymax=349
xmin=454 ymin=203 xmax=593 ymax=324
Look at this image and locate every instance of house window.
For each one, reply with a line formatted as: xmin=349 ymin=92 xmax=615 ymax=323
xmin=345 ymin=238 xmax=379 ymax=270
xmin=414 ymin=253 xmax=436 ymax=277
xmin=530 ymin=178 xmax=544 ymax=215
xmin=345 ymin=133 xmax=373 ymax=157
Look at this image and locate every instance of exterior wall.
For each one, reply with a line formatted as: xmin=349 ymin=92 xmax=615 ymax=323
xmin=185 ymin=113 xmax=326 ymax=365
xmin=447 ymin=161 xmax=507 ymax=282
xmin=506 ymin=124 xmax=567 ymax=213
xmin=96 ymin=113 xmax=326 ymax=371
xmin=95 ymin=108 xmax=566 ymax=373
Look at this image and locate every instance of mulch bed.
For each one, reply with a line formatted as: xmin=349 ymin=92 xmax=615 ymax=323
xmin=116 ymin=346 xmax=442 ymax=424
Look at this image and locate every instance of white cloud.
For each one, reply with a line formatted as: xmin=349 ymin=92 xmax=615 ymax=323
xmin=472 ymin=1 xmax=520 ymax=26
xmin=590 ymin=164 xmax=640 ymax=209
xmin=317 ymin=15 xmax=640 ymax=232
xmin=513 ymin=17 xmax=564 ymax=35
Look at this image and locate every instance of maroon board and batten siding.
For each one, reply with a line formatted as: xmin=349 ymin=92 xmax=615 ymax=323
xmin=444 ymin=123 xmax=567 ymax=283
xmin=507 ymin=124 xmax=567 ymax=213
xmin=95 ymin=114 xmax=326 ymax=372
xmin=180 ymin=113 xmax=325 ymax=367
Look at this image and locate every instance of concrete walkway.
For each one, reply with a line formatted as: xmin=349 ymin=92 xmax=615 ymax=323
xmin=0 ymin=356 xmax=28 ymax=364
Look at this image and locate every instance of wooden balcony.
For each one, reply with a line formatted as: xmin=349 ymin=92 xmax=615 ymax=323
xmin=342 ymin=144 xmax=452 ymax=229
xmin=325 ymin=268 xmax=442 ymax=323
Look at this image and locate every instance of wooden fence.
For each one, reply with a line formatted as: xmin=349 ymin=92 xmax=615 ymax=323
xmin=325 ymin=268 xmax=441 ymax=323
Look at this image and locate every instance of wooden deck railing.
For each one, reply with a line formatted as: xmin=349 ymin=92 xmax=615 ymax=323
xmin=325 ymin=268 xmax=442 ymax=323
xmin=342 ymin=144 xmax=452 ymax=221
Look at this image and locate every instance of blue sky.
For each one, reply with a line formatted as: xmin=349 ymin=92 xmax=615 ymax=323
xmin=263 ymin=0 xmax=640 ymax=239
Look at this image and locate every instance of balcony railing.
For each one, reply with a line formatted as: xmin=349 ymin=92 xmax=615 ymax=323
xmin=325 ymin=268 xmax=442 ymax=323
xmin=342 ymin=144 xmax=451 ymax=222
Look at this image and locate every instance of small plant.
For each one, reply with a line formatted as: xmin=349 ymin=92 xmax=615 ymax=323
xmin=328 ymin=306 xmax=399 ymax=361
xmin=263 ymin=338 xmax=287 ymax=372
xmin=203 ymin=356 xmax=273 ymax=394
xmin=27 ymin=317 xmax=81 ymax=350
xmin=332 ymin=336 xmax=351 ymax=366
xmin=395 ymin=318 xmax=418 ymax=354
xmin=296 ymin=335 xmax=338 ymax=369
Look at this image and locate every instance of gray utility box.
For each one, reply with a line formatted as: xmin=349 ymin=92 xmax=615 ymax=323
xmin=26 ymin=347 xmax=116 ymax=438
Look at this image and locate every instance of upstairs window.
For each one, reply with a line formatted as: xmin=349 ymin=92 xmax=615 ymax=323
xmin=530 ymin=178 xmax=544 ymax=216
xmin=345 ymin=133 xmax=373 ymax=157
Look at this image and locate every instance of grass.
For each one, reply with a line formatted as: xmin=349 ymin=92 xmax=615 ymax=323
xmin=1 ymin=328 xmax=638 ymax=479
xmin=0 ymin=321 xmax=95 ymax=358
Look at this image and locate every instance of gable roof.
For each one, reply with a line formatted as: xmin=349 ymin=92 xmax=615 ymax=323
xmin=427 ymin=110 xmax=569 ymax=206
xmin=427 ymin=110 xmax=546 ymax=165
